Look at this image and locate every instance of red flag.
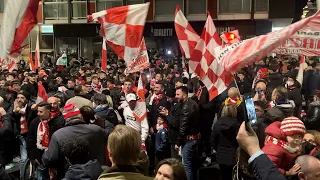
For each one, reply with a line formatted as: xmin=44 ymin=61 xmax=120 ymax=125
xmin=88 ymin=3 xmax=150 ymax=66
xmin=38 ymin=82 xmax=48 ymax=102
xmin=0 ymin=0 xmax=40 ymax=60
xmin=190 ymin=14 xmax=234 ymax=100
xmin=28 ymin=50 xmax=35 ymax=72
xmin=101 ymin=38 xmax=107 ymax=72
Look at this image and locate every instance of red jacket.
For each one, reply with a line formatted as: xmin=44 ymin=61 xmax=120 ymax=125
xmin=262 ymin=121 xmax=299 ymax=174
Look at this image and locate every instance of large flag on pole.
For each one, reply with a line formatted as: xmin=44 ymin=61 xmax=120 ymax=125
xmin=0 ymin=0 xmax=39 ymax=61
xmin=174 ymin=6 xmax=200 ymax=59
xmin=35 ymin=34 xmax=40 ymax=69
xmin=215 ymin=11 xmax=320 ymax=72
xmin=28 ymin=50 xmax=35 ymax=72
xmin=88 ymin=3 xmax=149 ymax=67
xmin=190 ymin=14 xmax=234 ymax=100
xmin=125 ymin=37 xmax=150 ymax=74
xmin=133 ymin=75 xmax=147 ymax=121
xmin=101 ymin=38 xmax=107 ymax=72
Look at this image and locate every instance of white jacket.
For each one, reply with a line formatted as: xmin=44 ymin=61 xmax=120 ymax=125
xmin=123 ymin=106 xmax=149 ymax=142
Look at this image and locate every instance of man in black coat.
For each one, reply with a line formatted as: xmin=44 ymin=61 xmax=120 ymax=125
xmin=27 ymin=101 xmax=65 ymax=179
xmin=21 ymin=72 xmax=38 ymax=102
xmin=0 ymin=114 xmax=14 ymax=169
xmin=7 ymin=91 xmax=37 ymax=179
xmin=175 ymin=86 xmax=200 ymax=180
xmin=42 ymin=103 xmax=106 ymax=179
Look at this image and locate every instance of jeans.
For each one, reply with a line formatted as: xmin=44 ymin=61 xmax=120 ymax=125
xmin=18 ymin=135 xmax=28 ymax=179
xmin=182 ymin=140 xmax=199 ymax=180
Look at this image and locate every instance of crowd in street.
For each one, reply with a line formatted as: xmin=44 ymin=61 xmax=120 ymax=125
xmin=0 ymin=53 xmax=320 ymax=180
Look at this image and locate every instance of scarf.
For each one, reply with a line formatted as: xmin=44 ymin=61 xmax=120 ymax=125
xmin=196 ymin=86 xmax=203 ymax=100
xmin=50 ymin=109 xmax=60 ymax=119
xmin=154 ymin=94 xmax=164 ymax=105
xmin=224 ymin=97 xmax=242 ymax=107
xmin=265 ymin=136 xmax=299 ymax=153
xmin=156 ymin=123 xmax=167 ymax=131
xmin=37 ymin=119 xmax=50 ymax=150
xmin=19 ymin=105 xmax=28 ymax=134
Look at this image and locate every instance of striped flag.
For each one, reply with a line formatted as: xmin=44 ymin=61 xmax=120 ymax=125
xmin=215 ymin=10 xmax=320 ymax=72
xmin=133 ymin=75 xmax=147 ymax=121
xmin=297 ymin=56 xmax=308 ymax=85
xmin=101 ymin=38 xmax=107 ymax=72
xmin=190 ymin=14 xmax=234 ymax=100
xmin=28 ymin=50 xmax=35 ymax=72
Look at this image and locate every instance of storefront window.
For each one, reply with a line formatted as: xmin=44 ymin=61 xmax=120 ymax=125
xmin=155 ymin=0 xmax=183 ymax=16
xmin=41 ymin=35 xmax=54 ymax=49
xmin=187 ymin=0 xmax=206 ymax=14
xmin=72 ymin=0 xmax=87 ymax=19
xmin=127 ymin=0 xmax=144 ymax=5
xmin=44 ymin=0 xmax=68 ymax=20
xmin=255 ymin=0 xmax=268 ymax=11
xmin=219 ymin=0 xmax=251 ymax=13
xmin=97 ymin=0 xmax=123 ymax=12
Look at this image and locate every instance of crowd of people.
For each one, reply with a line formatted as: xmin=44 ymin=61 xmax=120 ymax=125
xmin=0 ymin=53 xmax=320 ymax=180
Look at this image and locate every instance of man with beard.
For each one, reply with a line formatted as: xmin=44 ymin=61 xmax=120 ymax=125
xmin=27 ymin=100 xmax=64 ymax=179
xmin=174 ymin=86 xmax=200 ymax=180
xmin=21 ymin=72 xmax=38 ymax=102
xmin=8 ymin=91 xmax=37 ymax=179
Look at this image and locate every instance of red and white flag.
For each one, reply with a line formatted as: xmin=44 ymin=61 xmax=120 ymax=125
xmin=28 ymin=50 xmax=36 ymax=72
xmin=88 ymin=3 xmax=149 ymax=67
xmin=101 ymin=38 xmax=107 ymax=72
xmin=297 ymin=56 xmax=308 ymax=85
xmin=0 ymin=0 xmax=39 ymax=61
xmin=133 ymin=75 xmax=147 ymax=121
xmin=125 ymin=37 xmax=150 ymax=74
xmin=37 ymin=81 xmax=48 ymax=103
xmin=35 ymin=34 xmax=40 ymax=69
xmin=174 ymin=6 xmax=200 ymax=59
xmin=190 ymin=14 xmax=234 ymax=100
xmin=220 ymin=30 xmax=241 ymax=45
xmin=215 ymin=11 xmax=320 ymax=72
xmin=0 ymin=56 xmax=18 ymax=72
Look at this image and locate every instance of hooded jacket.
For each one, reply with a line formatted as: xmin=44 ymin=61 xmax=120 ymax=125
xmin=262 ymin=121 xmax=300 ymax=174
xmin=210 ymin=117 xmax=241 ymax=166
xmin=302 ymin=103 xmax=320 ymax=131
xmin=63 ymin=160 xmax=103 ymax=180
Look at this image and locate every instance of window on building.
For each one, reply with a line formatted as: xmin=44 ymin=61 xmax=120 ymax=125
xmin=44 ymin=0 xmax=68 ymax=20
xmin=155 ymin=0 xmax=183 ymax=16
xmin=97 ymin=0 xmax=123 ymax=12
xmin=187 ymin=0 xmax=206 ymax=14
xmin=0 ymin=0 xmax=4 ymax=13
xmin=72 ymin=0 xmax=87 ymax=19
xmin=255 ymin=0 xmax=268 ymax=11
xmin=127 ymin=0 xmax=144 ymax=5
xmin=219 ymin=0 xmax=251 ymax=13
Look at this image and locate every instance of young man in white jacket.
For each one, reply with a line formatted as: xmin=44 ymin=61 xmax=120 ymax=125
xmin=123 ymin=93 xmax=149 ymax=146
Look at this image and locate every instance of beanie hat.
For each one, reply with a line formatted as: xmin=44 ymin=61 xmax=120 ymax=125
xmin=63 ymin=104 xmax=82 ymax=121
xmin=280 ymin=117 xmax=306 ymax=136
xmin=18 ymin=90 xmax=31 ymax=101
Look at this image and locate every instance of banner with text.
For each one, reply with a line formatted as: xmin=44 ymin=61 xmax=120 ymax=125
xmin=125 ymin=37 xmax=150 ymax=74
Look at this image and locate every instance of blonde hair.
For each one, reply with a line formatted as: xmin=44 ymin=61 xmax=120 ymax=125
xmin=106 ymin=95 xmax=113 ymax=108
xmin=108 ymin=125 xmax=141 ymax=165
xmin=0 ymin=96 xmax=3 ymax=107
xmin=221 ymin=104 xmax=237 ymax=119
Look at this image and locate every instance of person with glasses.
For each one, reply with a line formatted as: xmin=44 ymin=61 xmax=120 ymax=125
xmin=262 ymin=117 xmax=306 ymax=177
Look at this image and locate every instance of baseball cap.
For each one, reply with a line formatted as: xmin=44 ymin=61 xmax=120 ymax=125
xmin=126 ymin=93 xmax=137 ymax=102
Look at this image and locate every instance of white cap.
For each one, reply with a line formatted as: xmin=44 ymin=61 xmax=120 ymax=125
xmin=126 ymin=93 xmax=137 ymax=102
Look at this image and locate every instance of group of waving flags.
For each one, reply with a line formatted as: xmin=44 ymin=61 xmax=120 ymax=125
xmin=1 ymin=1 xmax=320 ymax=102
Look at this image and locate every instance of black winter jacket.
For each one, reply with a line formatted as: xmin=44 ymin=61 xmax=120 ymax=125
xmin=26 ymin=114 xmax=65 ymax=162
xmin=167 ymin=101 xmax=181 ymax=144
xmin=94 ymin=105 xmax=118 ymax=127
xmin=63 ymin=160 xmax=103 ymax=180
xmin=303 ymin=70 xmax=320 ymax=99
xmin=210 ymin=117 xmax=241 ymax=166
xmin=176 ymin=99 xmax=200 ymax=147
xmin=0 ymin=115 xmax=15 ymax=167
xmin=149 ymin=95 xmax=171 ymax=129
xmin=302 ymin=103 xmax=320 ymax=131
xmin=8 ymin=106 xmax=37 ymax=137
xmin=42 ymin=120 xmax=106 ymax=180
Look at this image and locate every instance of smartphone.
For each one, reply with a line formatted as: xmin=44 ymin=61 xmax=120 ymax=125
xmin=257 ymin=87 xmax=262 ymax=100
xmin=244 ymin=96 xmax=257 ymax=125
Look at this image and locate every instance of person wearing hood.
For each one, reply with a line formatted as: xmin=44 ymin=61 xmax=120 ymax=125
xmin=210 ymin=104 xmax=241 ymax=180
xmin=302 ymin=90 xmax=320 ymax=131
xmin=92 ymin=93 xmax=118 ymax=128
xmin=262 ymin=117 xmax=306 ymax=176
xmin=61 ymin=137 xmax=103 ymax=180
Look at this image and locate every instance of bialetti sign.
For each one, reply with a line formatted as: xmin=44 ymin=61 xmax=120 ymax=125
xmin=151 ymin=27 xmax=173 ymax=37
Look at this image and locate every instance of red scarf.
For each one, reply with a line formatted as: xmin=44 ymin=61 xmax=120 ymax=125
xmin=154 ymin=94 xmax=164 ymax=105
xmin=37 ymin=120 xmax=50 ymax=150
xmin=265 ymin=136 xmax=299 ymax=153
xmin=196 ymin=86 xmax=203 ymax=100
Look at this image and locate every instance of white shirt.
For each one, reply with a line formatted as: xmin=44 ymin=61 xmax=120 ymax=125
xmin=123 ymin=106 xmax=149 ymax=142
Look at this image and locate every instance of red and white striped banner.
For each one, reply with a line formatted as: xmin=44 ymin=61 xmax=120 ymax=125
xmin=88 ymin=3 xmax=149 ymax=67
xmin=125 ymin=37 xmax=150 ymax=74
xmin=215 ymin=11 xmax=320 ymax=72
xmin=101 ymin=38 xmax=107 ymax=72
